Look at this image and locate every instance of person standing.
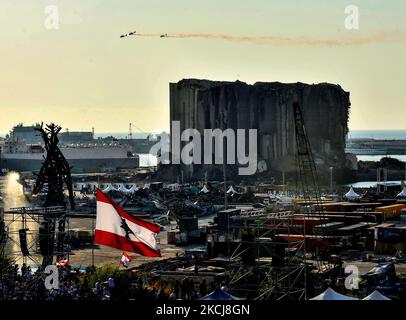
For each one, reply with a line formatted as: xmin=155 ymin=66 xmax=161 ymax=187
xmin=199 ymin=279 xmax=207 ymax=297
xmin=107 ymin=275 xmax=115 ymax=298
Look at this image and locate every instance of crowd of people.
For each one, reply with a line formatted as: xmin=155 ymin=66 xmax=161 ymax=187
xmin=0 ymin=260 xmax=221 ymax=301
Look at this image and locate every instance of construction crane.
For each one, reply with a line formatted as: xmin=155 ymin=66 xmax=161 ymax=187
xmin=293 ymin=102 xmax=324 ymax=216
xmin=293 ymin=102 xmax=333 ymax=284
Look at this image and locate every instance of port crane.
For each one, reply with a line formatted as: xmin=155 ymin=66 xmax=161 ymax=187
xmin=293 ymin=102 xmax=324 ymax=216
xmin=293 ymin=101 xmax=337 ymax=292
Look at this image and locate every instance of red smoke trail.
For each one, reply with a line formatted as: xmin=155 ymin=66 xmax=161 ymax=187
xmin=136 ymin=31 xmax=406 ymax=46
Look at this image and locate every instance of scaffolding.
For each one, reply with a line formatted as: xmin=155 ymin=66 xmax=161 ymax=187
xmin=224 ymin=209 xmax=307 ymax=300
xmin=0 ymin=206 xmax=70 ymax=267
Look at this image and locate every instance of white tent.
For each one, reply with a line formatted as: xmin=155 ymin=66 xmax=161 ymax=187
xmin=200 ymin=185 xmax=209 ymax=193
xmin=276 ymin=196 xmax=293 ymax=205
xmin=226 ymin=186 xmax=237 ymax=194
xmin=268 ymin=191 xmax=277 ymax=200
xmin=119 ymin=184 xmax=131 ymax=193
xmin=344 ymin=187 xmax=361 ymax=200
xmin=362 ymin=290 xmax=390 ymax=301
xmin=128 ymin=184 xmax=139 ymax=193
xmin=167 ymin=183 xmax=180 ymax=191
xmin=310 ymin=288 xmax=358 ymax=300
xmin=396 ymin=187 xmax=406 ymax=198
xmin=143 ymin=183 xmax=150 ymax=189
xmin=102 ymin=184 xmax=113 ymax=193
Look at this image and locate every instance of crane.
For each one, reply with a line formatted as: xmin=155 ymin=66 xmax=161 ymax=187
xmin=293 ymin=101 xmax=332 ymax=286
xmin=293 ymin=102 xmax=324 ymax=215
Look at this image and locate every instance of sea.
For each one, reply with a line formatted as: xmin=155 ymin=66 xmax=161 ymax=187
xmin=347 ymin=130 xmax=406 ymax=140
xmin=103 ymin=130 xmax=406 ymax=163
xmin=347 ymin=130 xmax=406 ymax=162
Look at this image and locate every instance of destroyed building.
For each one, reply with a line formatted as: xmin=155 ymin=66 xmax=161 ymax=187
xmin=160 ymin=79 xmax=350 ymax=182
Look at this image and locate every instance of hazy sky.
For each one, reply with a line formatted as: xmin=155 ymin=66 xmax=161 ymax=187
xmin=1 ymin=0 xmax=405 ymax=134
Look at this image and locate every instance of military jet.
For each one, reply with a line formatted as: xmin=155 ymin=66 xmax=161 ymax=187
xmin=160 ymin=33 xmax=168 ymax=38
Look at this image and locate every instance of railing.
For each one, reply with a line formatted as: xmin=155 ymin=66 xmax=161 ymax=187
xmin=6 ymin=206 xmax=66 ymax=215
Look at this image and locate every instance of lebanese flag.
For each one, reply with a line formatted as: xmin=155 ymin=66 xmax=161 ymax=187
xmin=94 ymin=189 xmax=161 ymax=257
xmin=120 ymin=252 xmax=132 ymax=268
xmin=56 ymin=259 xmax=69 ymax=267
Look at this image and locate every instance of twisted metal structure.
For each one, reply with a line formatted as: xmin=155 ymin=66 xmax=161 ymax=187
xmin=33 ymin=123 xmax=74 ymax=209
xmin=32 ymin=123 xmax=74 ymax=266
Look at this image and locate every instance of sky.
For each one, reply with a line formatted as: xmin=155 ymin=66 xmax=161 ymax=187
xmin=0 ymin=0 xmax=405 ymax=134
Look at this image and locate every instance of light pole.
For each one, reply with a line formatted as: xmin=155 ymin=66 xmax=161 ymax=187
xmin=329 ymin=167 xmax=333 ymax=193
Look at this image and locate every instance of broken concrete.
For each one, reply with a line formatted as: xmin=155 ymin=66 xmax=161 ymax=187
xmin=165 ymin=79 xmax=350 ymax=181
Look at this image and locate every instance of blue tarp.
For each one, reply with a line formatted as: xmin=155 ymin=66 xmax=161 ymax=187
xmin=200 ymin=288 xmax=244 ymax=301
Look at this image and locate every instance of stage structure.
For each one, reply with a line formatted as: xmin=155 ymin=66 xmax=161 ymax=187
xmin=225 ymin=209 xmax=307 ymax=300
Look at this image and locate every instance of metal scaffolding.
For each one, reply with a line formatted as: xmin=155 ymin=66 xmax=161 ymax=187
xmin=224 ymin=209 xmax=307 ymax=300
xmin=0 ymin=206 xmax=70 ymax=266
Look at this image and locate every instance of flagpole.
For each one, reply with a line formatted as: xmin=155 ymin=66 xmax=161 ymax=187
xmin=92 ymin=206 xmax=95 ymax=267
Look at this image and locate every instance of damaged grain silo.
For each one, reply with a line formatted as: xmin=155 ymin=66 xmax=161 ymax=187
xmin=160 ymin=79 xmax=351 ymax=184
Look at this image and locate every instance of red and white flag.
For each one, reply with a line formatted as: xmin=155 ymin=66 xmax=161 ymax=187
xmin=120 ymin=252 xmax=132 ymax=268
xmin=94 ymin=189 xmax=161 ymax=257
xmin=56 ymin=259 xmax=69 ymax=267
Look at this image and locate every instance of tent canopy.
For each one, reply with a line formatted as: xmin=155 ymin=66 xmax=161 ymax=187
xmin=128 ymin=185 xmax=139 ymax=193
xmin=345 ymin=186 xmax=360 ymax=200
xmin=310 ymin=287 xmax=358 ymax=300
xmin=200 ymin=288 xmax=244 ymax=301
xmin=362 ymin=290 xmax=390 ymax=300
xmin=226 ymin=186 xmax=237 ymax=194
xmin=102 ymin=184 xmax=113 ymax=193
xmin=119 ymin=184 xmax=130 ymax=193
xmin=396 ymin=187 xmax=406 ymax=198
xmin=200 ymin=185 xmax=209 ymax=193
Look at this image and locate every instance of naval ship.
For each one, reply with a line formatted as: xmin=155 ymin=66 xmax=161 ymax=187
xmin=0 ymin=124 xmax=139 ymax=173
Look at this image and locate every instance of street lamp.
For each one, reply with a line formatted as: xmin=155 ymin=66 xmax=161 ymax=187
xmin=329 ymin=167 xmax=333 ymax=193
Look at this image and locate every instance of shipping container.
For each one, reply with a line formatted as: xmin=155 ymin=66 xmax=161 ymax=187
xmin=340 ymin=202 xmax=383 ymax=213
xmin=375 ymin=204 xmax=406 ymax=221
xmin=375 ymin=240 xmax=406 ymax=254
xmin=314 ymin=222 xmax=345 ymax=235
xmin=322 ymin=202 xmax=347 ymax=212
xmin=179 ymin=217 xmax=199 ymax=234
xmin=337 ymin=222 xmax=376 ymax=236
xmin=375 ymin=226 xmax=406 ymax=242
xmin=278 ymin=234 xmax=338 ymax=252
xmin=271 ymin=215 xmax=326 ymax=234
xmin=167 ymin=231 xmax=177 ymax=244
